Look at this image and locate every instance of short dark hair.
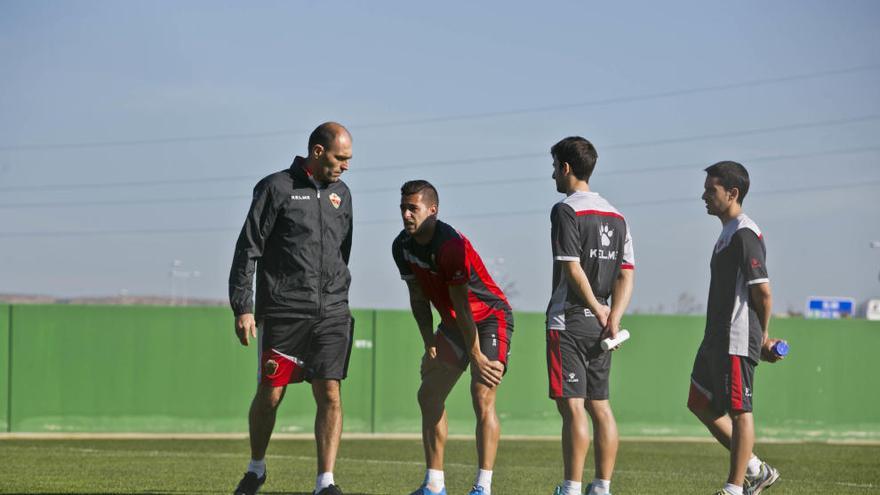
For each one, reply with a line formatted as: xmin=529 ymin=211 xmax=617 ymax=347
xmin=308 ymin=122 xmax=347 ymax=153
xmin=400 ymin=180 xmax=439 ymax=206
xmin=550 ymin=136 xmax=598 ymax=182
xmin=704 ymin=161 xmax=750 ymax=204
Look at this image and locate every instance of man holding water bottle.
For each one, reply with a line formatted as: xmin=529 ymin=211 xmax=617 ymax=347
xmin=544 ymin=137 xmax=635 ymax=495
xmin=687 ymin=161 xmax=785 ymax=495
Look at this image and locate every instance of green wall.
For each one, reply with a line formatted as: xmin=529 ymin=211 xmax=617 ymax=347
xmin=1 ymin=304 xmax=9 ymax=432
xmin=2 ymin=304 xmax=879 ymax=440
xmin=5 ymin=305 xmax=374 ymax=433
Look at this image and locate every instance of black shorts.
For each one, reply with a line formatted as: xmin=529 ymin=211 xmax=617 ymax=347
xmin=688 ymin=345 xmax=755 ymax=415
xmin=258 ymin=314 xmax=354 ymax=386
xmin=435 ymin=311 xmax=513 ymax=371
xmin=546 ymin=312 xmax=610 ymax=400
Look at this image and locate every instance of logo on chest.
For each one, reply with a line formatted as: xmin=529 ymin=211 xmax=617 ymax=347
xmin=329 ymin=193 xmax=342 ymax=209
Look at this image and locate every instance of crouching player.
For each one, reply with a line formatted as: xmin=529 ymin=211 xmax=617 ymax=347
xmin=392 ymin=180 xmax=514 ymax=495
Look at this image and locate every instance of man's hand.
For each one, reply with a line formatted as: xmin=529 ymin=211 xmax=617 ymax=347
xmin=470 ymin=351 xmax=504 ymax=387
xmin=761 ymin=337 xmax=784 ymax=363
xmin=601 ymin=312 xmax=621 ymax=349
xmin=235 ymin=313 xmax=257 ymax=346
xmin=421 ymin=345 xmax=439 ymax=377
xmin=593 ymin=304 xmax=611 ymax=329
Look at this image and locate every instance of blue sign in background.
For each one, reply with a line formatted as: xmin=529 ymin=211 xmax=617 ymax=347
xmin=807 ymin=297 xmax=856 ymax=319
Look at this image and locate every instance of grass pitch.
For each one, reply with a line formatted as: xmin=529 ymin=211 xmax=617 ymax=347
xmin=0 ymin=438 xmax=878 ymax=494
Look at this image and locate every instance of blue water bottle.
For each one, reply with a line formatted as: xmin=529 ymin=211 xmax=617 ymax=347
xmin=772 ymin=340 xmax=789 ymax=357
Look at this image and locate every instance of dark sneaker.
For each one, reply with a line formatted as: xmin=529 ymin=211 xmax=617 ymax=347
xmin=745 ymin=462 xmax=780 ymax=495
xmin=234 ymin=471 xmax=266 ymax=495
xmin=316 ymin=484 xmax=344 ymax=495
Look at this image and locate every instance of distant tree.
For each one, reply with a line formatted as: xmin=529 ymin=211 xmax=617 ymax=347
xmin=485 ymin=257 xmax=519 ymax=301
xmin=674 ymin=292 xmax=703 ymax=315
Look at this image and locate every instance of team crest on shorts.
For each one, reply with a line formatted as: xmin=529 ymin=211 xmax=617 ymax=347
xmin=263 ymin=359 xmax=279 ymax=377
xmin=328 ymin=193 xmax=342 ymax=209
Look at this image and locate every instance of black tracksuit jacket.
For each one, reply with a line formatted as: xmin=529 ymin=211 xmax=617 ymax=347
xmin=229 ymin=156 xmax=353 ymax=319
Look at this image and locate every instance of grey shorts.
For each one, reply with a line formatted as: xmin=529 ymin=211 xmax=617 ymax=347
xmin=688 ymin=345 xmax=755 ymax=415
xmin=546 ymin=312 xmax=611 ymax=400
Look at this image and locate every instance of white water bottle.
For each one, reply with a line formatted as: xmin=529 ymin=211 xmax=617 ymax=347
xmin=601 ymin=329 xmax=631 ymax=351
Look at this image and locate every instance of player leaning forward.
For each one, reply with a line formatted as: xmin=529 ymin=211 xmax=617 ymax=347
xmin=392 ymin=180 xmax=514 ymax=495
xmin=688 ymin=161 xmax=783 ymax=495
xmin=228 ymin=122 xmax=354 ymax=495
xmin=545 ymin=137 xmax=634 ymax=495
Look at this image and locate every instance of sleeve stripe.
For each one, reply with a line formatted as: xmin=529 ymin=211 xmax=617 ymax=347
xmin=747 ymin=278 xmax=769 ymax=285
xmin=554 ymin=256 xmax=581 ymax=262
xmin=620 ymin=263 xmax=635 ymax=270
xmin=401 ymin=275 xmax=416 ymax=281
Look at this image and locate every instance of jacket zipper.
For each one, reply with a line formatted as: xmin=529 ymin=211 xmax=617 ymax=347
xmin=317 ymin=186 xmax=324 ymax=318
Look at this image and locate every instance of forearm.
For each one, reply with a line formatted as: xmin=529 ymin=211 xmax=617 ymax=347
xmin=228 ymin=253 xmax=257 ymax=315
xmin=609 ymin=269 xmax=634 ymax=322
xmin=749 ymin=281 xmax=773 ymax=348
xmin=409 ymin=299 xmax=435 ymax=347
xmin=563 ymin=262 xmax=604 ymax=314
xmin=455 ymin=304 xmax=481 ymax=358
xmin=449 ymin=284 xmax=481 ymax=359
xmin=751 ymin=288 xmax=772 ymax=337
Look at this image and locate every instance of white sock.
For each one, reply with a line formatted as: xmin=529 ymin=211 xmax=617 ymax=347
xmin=475 ymin=469 xmax=493 ymax=493
xmin=247 ymin=459 xmax=266 ymax=477
xmin=426 ymin=469 xmax=445 ymax=492
xmin=747 ymin=455 xmax=762 ymax=476
xmin=315 ymin=472 xmax=334 ymax=493
xmin=723 ymin=483 xmax=743 ymax=495
xmin=562 ymin=480 xmax=582 ymax=495
xmin=589 ymin=478 xmax=611 ymax=494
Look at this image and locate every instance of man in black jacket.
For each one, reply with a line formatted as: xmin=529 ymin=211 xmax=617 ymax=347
xmin=228 ymin=122 xmax=353 ymax=495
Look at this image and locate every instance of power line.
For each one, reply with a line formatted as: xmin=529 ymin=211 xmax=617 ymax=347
xmin=3 ymin=114 xmax=878 ymax=194
xmin=1 ymin=63 xmax=878 ymax=152
xmin=363 ymin=179 xmax=880 ymax=223
xmin=2 ymin=142 xmax=878 ymax=209
xmin=364 ymin=113 xmax=880 ymax=172
xmin=1 ymin=178 xmax=877 ymax=237
xmin=0 ymin=194 xmax=246 ymax=209
xmin=0 ymin=174 xmax=256 ymax=193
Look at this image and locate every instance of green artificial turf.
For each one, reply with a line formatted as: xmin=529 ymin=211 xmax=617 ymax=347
xmin=0 ymin=438 xmax=877 ymax=494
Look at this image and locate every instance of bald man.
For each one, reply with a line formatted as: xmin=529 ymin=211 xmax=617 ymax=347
xmin=229 ymin=122 xmax=354 ymax=495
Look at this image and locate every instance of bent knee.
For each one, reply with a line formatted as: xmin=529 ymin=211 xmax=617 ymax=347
xmin=417 ymin=386 xmax=443 ymax=410
xmin=555 ymin=398 xmax=585 ymax=418
xmin=255 ymin=386 xmax=285 ymax=410
xmin=313 ymin=381 xmax=341 ymax=406
xmin=472 ymin=395 xmax=497 ymax=419
xmin=586 ymin=400 xmax=614 ymax=420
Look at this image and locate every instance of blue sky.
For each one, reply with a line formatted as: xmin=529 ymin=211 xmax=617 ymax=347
xmin=1 ymin=1 xmax=879 ymax=313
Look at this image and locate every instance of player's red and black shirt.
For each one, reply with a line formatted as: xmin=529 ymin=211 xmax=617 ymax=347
xmin=391 ymin=221 xmax=513 ymax=336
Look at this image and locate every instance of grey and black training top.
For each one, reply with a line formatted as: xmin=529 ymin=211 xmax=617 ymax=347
xmin=703 ymin=214 xmax=768 ymax=363
xmin=546 ymin=191 xmax=635 ymax=331
xmin=229 ymin=156 xmax=353 ymax=319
